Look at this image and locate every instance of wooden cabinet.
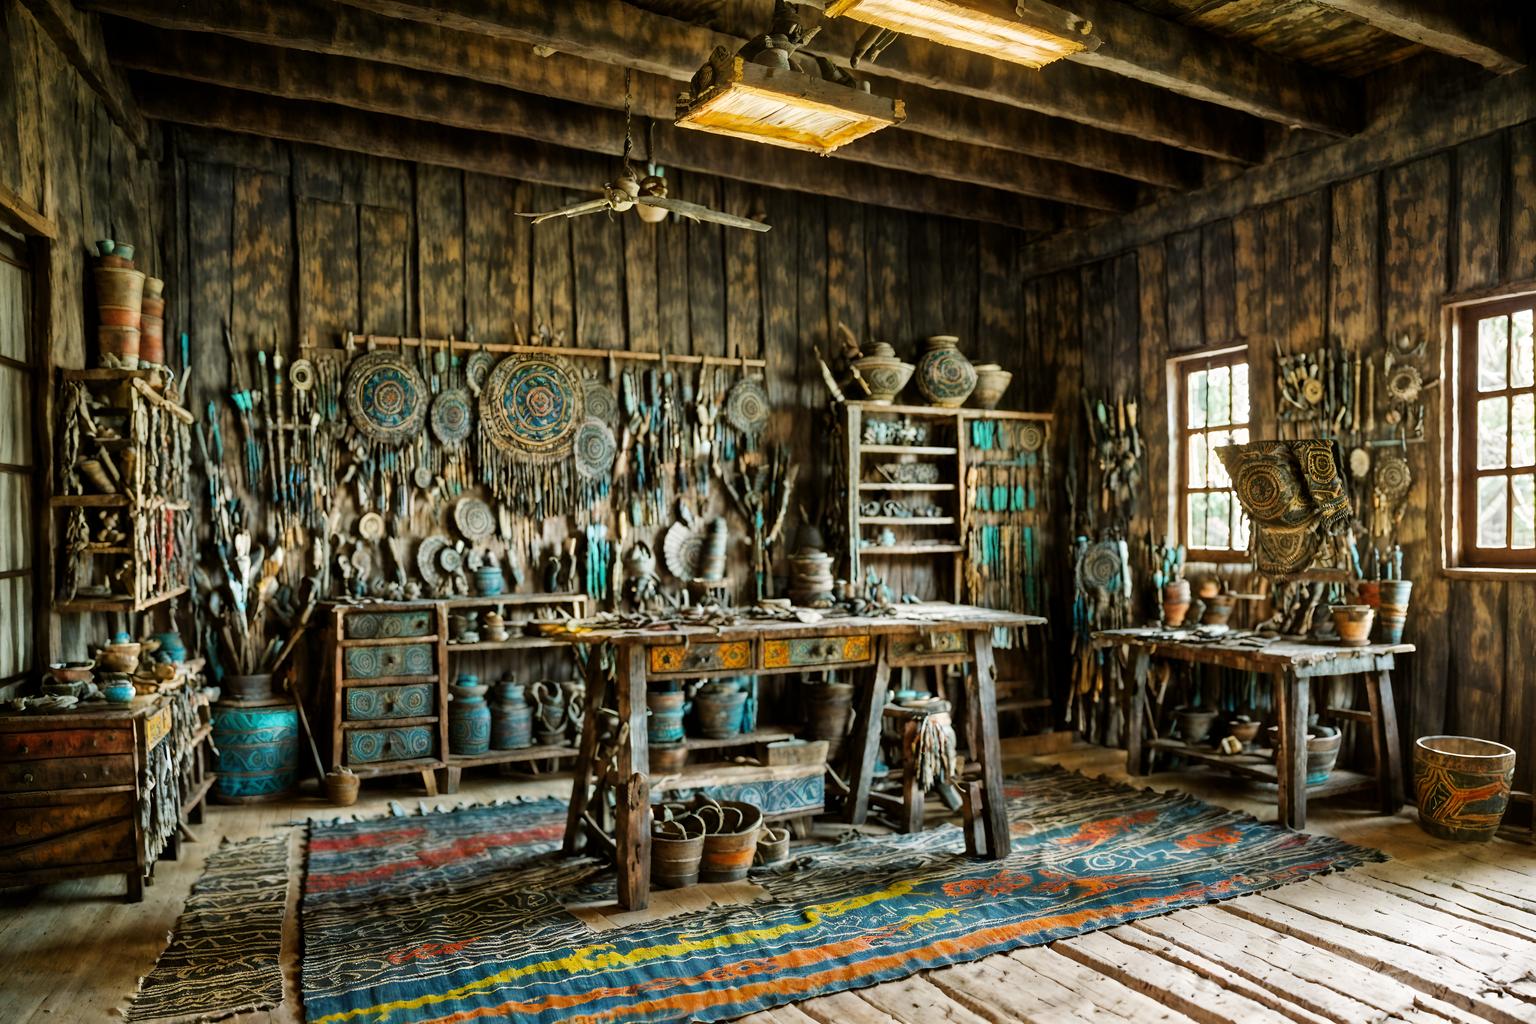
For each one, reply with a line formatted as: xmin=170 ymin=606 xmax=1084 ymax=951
xmin=0 ymin=690 xmax=212 ymax=902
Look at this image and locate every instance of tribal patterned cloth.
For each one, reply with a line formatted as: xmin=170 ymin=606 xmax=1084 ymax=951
xmin=300 ymin=771 xmax=1382 ymax=1024
xmin=124 ymin=834 xmax=290 ymax=1023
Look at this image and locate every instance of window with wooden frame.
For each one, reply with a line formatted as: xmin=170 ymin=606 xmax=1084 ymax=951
xmin=1177 ymin=350 xmax=1251 ymax=558
xmin=0 ymin=227 xmax=39 ymax=691
xmin=1454 ymin=293 xmax=1536 ymax=568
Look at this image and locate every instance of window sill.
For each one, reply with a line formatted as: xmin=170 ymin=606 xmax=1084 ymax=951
xmin=1441 ymin=566 xmax=1536 ymax=581
xmin=1184 ymin=550 xmax=1255 ymax=565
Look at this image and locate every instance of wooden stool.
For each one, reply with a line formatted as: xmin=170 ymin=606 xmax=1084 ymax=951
xmin=868 ymin=700 xmax=956 ymax=834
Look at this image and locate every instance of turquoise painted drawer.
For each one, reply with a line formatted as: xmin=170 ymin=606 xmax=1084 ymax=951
xmin=887 ymin=630 xmax=967 ymax=662
xmin=347 ymin=725 xmax=436 ymax=764
xmin=345 ymin=684 xmax=435 ymax=721
xmin=343 ymin=643 xmax=435 ymax=680
xmin=344 ymin=609 xmax=434 ymax=639
xmin=762 ymin=634 xmax=873 ymax=669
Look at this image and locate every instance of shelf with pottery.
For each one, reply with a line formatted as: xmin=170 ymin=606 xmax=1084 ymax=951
xmin=1145 ymin=739 xmax=1377 ymax=797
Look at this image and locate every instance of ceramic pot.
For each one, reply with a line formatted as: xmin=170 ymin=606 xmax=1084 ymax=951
xmin=650 ymin=743 xmax=689 ymax=774
xmin=48 ymin=662 xmax=95 ymax=684
xmin=1359 ymin=580 xmax=1381 ymax=613
xmin=914 ymin=335 xmax=977 ymax=408
xmin=139 ymin=313 xmax=165 ymax=366
xmin=1195 ymin=576 xmax=1222 ymax=599
xmin=225 ymin=673 xmax=274 ymax=702
xmin=153 ymin=632 xmax=186 ymax=664
xmin=1413 ymin=735 xmax=1516 ymax=841
xmin=98 ymin=304 xmax=140 ymax=328
xmin=851 ymin=342 xmax=915 ymax=404
xmin=647 ymin=690 xmax=689 ymax=744
xmin=491 ymin=680 xmax=532 ymax=750
xmin=1305 ymin=726 xmax=1342 ymax=784
xmin=1329 ymin=604 xmax=1375 ymax=645
xmin=97 ymin=325 xmax=140 ymax=369
xmin=140 ymin=295 xmax=165 ymax=318
xmin=213 ymin=701 xmax=298 ymax=802
xmin=94 ymin=266 xmax=145 ymax=312
xmin=1200 ymin=593 xmax=1237 ymax=626
xmin=474 ymin=565 xmax=505 ymax=596
xmin=1377 ymin=580 xmax=1413 ymax=644
xmin=114 ymin=243 xmax=136 ymax=262
xmin=324 ymin=769 xmax=360 ymax=807
xmin=1228 ymin=719 xmax=1261 ymax=747
xmin=449 ymin=675 xmax=492 ymax=755
xmin=102 ymin=681 xmax=136 ymax=704
xmin=143 ymin=276 xmax=164 ymax=299
xmin=1174 ymin=706 xmax=1218 ymax=745
xmin=694 ymin=683 xmax=747 ymax=739
xmin=970 ymin=363 xmax=1013 ymax=410
xmin=1162 ymin=579 xmax=1192 ymax=627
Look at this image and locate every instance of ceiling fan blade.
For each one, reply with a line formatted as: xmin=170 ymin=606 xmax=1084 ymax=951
xmin=637 ymin=195 xmax=771 ymax=232
xmin=517 ymin=196 xmax=610 ymax=224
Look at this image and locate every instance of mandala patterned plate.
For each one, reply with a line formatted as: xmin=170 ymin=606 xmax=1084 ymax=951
xmin=725 ymin=376 xmax=770 ymax=436
xmin=1374 ymin=451 xmax=1412 ymax=501
xmin=1077 ymin=541 xmax=1123 ymax=592
xmin=480 ymin=354 xmax=584 ymax=462
xmin=345 ymin=351 xmax=429 ymax=445
xmin=582 ymin=378 xmax=620 ymax=426
xmin=465 ymin=350 xmax=495 ymax=394
xmin=431 ymin=388 xmax=474 ymax=446
xmin=574 ymin=418 xmax=617 ymax=480
xmin=416 ymin=535 xmax=450 ymax=591
xmin=454 ymin=497 xmax=495 ymax=542
xmin=1017 ymin=421 xmax=1046 ymax=453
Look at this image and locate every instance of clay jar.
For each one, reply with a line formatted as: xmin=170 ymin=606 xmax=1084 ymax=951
xmin=1161 ymin=579 xmax=1192 ymax=627
xmin=1329 ymin=604 xmax=1375 ymax=645
xmin=851 ymin=342 xmax=915 ymax=404
xmin=1174 ymin=706 xmax=1218 ymax=745
xmin=914 ymin=335 xmax=977 ymax=408
xmin=491 ymin=678 xmax=532 ymax=750
xmin=693 ymin=681 xmax=747 ymax=739
xmin=1377 ymin=580 xmax=1413 ymax=644
xmin=970 ymin=364 xmax=1013 ymax=410
xmin=1200 ymin=593 xmax=1237 ymax=626
xmin=1413 ymin=735 xmax=1517 ymax=841
xmin=448 ymin=675 xmax=491 ymax=755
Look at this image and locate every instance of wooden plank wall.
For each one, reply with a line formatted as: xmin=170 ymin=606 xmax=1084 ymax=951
xmin=0 ymin=0 xmax=163 ymax=659
xmin=1023 ymin=119 xmax=1536 ymax=809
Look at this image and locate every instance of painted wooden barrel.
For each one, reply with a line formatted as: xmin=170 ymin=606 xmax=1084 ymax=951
xmin=1414 ymin=735 xmax=1516 ymax=841
xmin=213 ymin=700 xmax=299 ymax=803
xmin=699 ymin=801 xmax=763 ymax=883
xmin=652 ymin=832 xmax=704 ymax=889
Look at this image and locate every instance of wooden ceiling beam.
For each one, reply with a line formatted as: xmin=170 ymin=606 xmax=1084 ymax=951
xmin=1316 ymin=0 xmax=1527 ymax=74
xmin=329 ymin=0 xmax=1265 ymax=162
xmin=128 ymin=75 xmax=1063 ymax=230
xmin=16 ymin=0 xmax=147 ymax=149
xmin=83 ymin=0 xmax=1203 ymax=188
xmin=108 ymin=27 xmax=1136 ymax=210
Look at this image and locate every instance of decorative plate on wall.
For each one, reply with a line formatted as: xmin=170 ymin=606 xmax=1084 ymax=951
xmin=416 ymin=535 xmax=450 ymax=590
xmin=431 ymin=388 xmax=474 ymax=446
xmin=454 ymin=497 xmax=496 ymax=541
xmin=345 ymin=351 xmax=429 ymax=445
xmin=479 ymin=354 xmax=584 ymax=461
xmin=465 ymin=349 xmax=495 ymax=394
xmin=574 ymin=418 xmax=617 ymax=480
xmin=582 ymin=377 xmax=620 ymax=426
xmin=725 ymin=376 xmax=770 ymax=437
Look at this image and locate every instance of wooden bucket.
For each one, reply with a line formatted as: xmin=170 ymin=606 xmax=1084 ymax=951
xmin=693 ymin=687 xmax=746 ymax=739
xmin=1414 ymin=735 xmax=1516 ymax=841
xmin=213 ymin=700 xmax=298 ymax=803
xmin=652 ymin=814 xmax=705 ymax=889
xmin=93 ymin=266 xmax=144 ymax=312
xmin=699 ymin=801 xmax=763 ymax=882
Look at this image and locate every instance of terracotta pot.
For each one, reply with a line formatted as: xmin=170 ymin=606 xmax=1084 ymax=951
xmin=97 ymin=325 xmax=140 ymax=368
xmin=1200 ymin=593 xmax=1237 ymax=625
xmin=970 ymin=363 xmax=1013 ymax=410
xmin=1174 ymin=706 xmax=1218 ymax=745
xmin=851 ymin=342 xmax=914 ymax=404
xmin=98 ymin=255 xmax=133 ymax=269
xmin=1414 ymin=735 xmax=1516 ymax=841
xmin=143 ymin=276 xmax=164 ymax=299
xmin=140 ymin=295 xmax=165 ymax=318
xmin=1358 ymin=580 xmax=1381 ymax=612
xmin=1330 ymin=604 xmax=1375 ymax=645
xmin=324 ymin=769 xmax=360 ymax=807
xmin=1162 ymin=579 xmax=1191 ymax=627
xmin=649 ymin=743 xmax=688 ymax=774
xmin=1377 ymin=580 xmax=1413 ymax=644
xmin=94 ymin=266 xmax=145 ymax=312
xmin=914 ymin=335 xmax=977 ymax=408
xmin=138 ymin=313 xmax=165 ymax=366
xmin=98 ymin=304 xmax=140 ymax=328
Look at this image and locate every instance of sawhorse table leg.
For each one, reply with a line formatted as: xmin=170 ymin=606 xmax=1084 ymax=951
xmin=846 ymin=637 xmax=893 ymax=826
xmin=1125 ymin=648 xmax=1152 ymax=776
xmin=613 ymin=645 xmax=651 ymax=911
xmin=967 ymin=630 xmax=1010 ymax=859
xmin=1275 ymin=670 xmax=1309 ymax=830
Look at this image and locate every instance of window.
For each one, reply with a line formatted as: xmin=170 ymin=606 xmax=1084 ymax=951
xmin=0 ymin=227 xmax=38 ymax=691
xmin=1456 ymin=294 xmax=1536 ymax=567
xmin=1178 ymin=351 xmax=1251 ymax=557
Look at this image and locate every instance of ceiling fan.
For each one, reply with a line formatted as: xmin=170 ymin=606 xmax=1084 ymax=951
xmin=520 ymin=70 xmax=770 ymax=233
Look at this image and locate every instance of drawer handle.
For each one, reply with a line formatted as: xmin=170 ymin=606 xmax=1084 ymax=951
xmin=78 ymin=770 xmax=90 ymax=781
xmin=17 ymin=744 xmax=28 ymax=755
xmin=21 ymin=771 xmax=34 ymax=784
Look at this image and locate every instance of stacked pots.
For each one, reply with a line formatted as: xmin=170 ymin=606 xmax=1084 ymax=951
xmin=1377 ymin=580 xmax=1413 ymax=644
xmin=448 ymin=674 xmax=491 ymax=755
xmin=95 ymin=241 xmax=145 ymax=370
xmin=1161 ymin=579 xmax=1192 ymax=627
xmin=139 ymin=277 xmax=166 ymax=367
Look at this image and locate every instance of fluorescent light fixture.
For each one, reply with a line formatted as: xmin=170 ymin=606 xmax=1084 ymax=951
xmin=824 ymin=0 xmax=1100 ymax=68
xmin=676 ymin=50 xmax=906 ymax=155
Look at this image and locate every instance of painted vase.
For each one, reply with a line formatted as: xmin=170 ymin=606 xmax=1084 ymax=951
xmin=491 ymin=678 xmax=532 ymax=750
xmin=914 ymin=335 xmax=977 ymax=408
xmin=448 ymin=674 xmax=491 ymax=755
xmin=852 ymin=342 xmax=915 ymax=404
xmin=1414 ymin=735 xmax=1516 ymax=841
xmin=212 ymin=701 xmax=298 ymax=802
xmin=647 ymin=689 xmax=689 ymax=744
xmin=1377 ymin=579 xmax=1413 ymax=644
xmin=1162 ymin=579 xmax=1192 ymax=627
xmin=694 ymin=681 xmax=747 ymax=739
xmin=970 ymin=363 xmax=1013 ymax=410
xmin=474 ymin=565 xmax=505 ymax=596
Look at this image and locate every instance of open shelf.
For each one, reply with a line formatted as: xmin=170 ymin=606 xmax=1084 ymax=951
xmin=447 ymin=637 xmax=568 ymax=652
xmin=860 ymin=444 xmax=958 ymax=456
xmin=1147 ymin=739 xmax=1379 ymax=796
xmin=858 ymin=483 xmax=956 ymax=492
xmin=56 ymin=584 xmax=189 ymax=614
xmin=678 ymin=728 xmax=795 ymax=751
xmin=858 ymin=516 xmax=955 ymax=526
xmin=449 ymin=744 xmax=577 ymax=766
xmin=859 ymin=543 xmax=964 ymax=555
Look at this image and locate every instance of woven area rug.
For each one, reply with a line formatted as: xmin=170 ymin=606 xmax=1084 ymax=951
xmin=300 ymin=769 xmax=1384 ymax=1024
xmin=125 ymin=833 xmax=290 ymax=1023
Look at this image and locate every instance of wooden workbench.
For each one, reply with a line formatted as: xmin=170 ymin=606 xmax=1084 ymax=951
xmin=558 ymin=604 xmax=1043 ymax=910
xmin=1093 ymin=628 xmax=1410 ymax=829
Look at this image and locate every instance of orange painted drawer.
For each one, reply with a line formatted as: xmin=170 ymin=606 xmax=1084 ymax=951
xmin=648 ymin=641 xmax=753 ymax=676
xmin=0 ymin=728 xmax=134 ymax=762
xmin=762 ymin=635 xmax=873 ymax=669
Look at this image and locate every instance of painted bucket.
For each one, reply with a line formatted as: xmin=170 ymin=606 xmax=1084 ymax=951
xmin=693 ymin=687 xmax=746 ymax=739
xmin=491 ymin=694 xmax=532 ymax=750
xmin=652 ymin=829 xmax=705 ymax=889
xmin=1414 ymin=735 xmax=1516 ymax=841
xmin=213 ymin=701 xmax=298 ymax=803
xmin=1377 ymin=580 xmax=1413 ymax=644
xmin=449 ymin=677 xmax=491 ymax=755
xmin=647 ymin=690 xmax=688 ymax=744
xmin=803 ymin=681 xmax=855 ymax=760
xmin=699 ymin=801 xmax=763 ymax=882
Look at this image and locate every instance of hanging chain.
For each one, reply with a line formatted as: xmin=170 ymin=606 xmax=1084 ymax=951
xmin=621 ymin=68 xmax=635 ymax=176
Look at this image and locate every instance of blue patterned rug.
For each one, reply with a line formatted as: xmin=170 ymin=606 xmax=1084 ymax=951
xmin=299 ymin=768 xmax=1384 ymax=1023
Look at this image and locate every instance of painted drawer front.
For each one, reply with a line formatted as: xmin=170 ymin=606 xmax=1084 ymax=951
xmin=762 ymin=635 xmax=872 ymax=669
xmin=0 ymin=727 xmax=134 ymax=761
xmin=0 ymin=795 xmax=135 ymax=869
xmin=0 ymin=754 xmax=137 ymax=793
xmin=345 ymin=610 xmax=434 ymax=640
xmin=888 ymin=630 xmax=967 ymax=661
xmin=346 ymin=684 xmax=435 ymax=721
xmin=649 ymin=641 xmax=753 ymax=676
xmin=143 ymin=706 xmax=173 ymax=752
xmin=347 ymin=725 xmax=436 ymax=764
xmin=344 ymin=643 xmax=435 ymax=679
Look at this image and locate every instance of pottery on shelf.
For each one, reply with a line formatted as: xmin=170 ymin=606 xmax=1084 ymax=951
xmin=969 ymin=363 xmax=1013 ymax=410
xmin=1329 ymin=604 xmax=1375 ymax=645
xmin=449 ymin=674 xmax=492 ymax=755
xmin=97 ymin=325 xmax=141 ymax=369
xmin=914 ymin=335 xmax=977 ymax=408
xmin=1200 ymin=593 xmax=1237 ymax=626
xmin=1174 ymin=706 xmax=1218 ymax=745
xmin=1377 ymin=579 xmax=1413 ymax=644
xmin=101 ymin=680 xmax=136 ymax=704
xmin=1161 ymin=579 xmax=1192 ymax=627
xmin=1227 ymin=718 xmax=1261 ymax=748
xmin=852 ymin=342 xmax=915 ymax=405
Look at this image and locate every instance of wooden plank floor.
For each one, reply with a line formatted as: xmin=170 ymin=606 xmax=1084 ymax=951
xmin=3 ymin=742 xmax=1535 ymax=1023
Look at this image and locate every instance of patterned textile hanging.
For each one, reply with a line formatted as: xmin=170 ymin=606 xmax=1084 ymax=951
xmin=478 ymin=353 xmax=585 ymax=517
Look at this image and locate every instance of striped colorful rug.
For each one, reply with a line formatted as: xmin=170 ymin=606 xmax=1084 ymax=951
xmin=125 ymin=833 xmax=290 ymax=1023
xmin=300 ymin=769 xmax=1384 ymax=1024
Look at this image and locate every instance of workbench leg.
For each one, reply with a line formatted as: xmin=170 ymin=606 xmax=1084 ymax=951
xmin=435 ymin=766 xmax=462 ymax=795
xmin=614 ymin=646 xmax=651 ymax=911
xmin=846 ymin=638 xmax=893 ymax=826
xmin=563 ymin=650 xmax=610 ymax=856
xmin=1126 ymin=649 xmax=1152 ymax=777
xmin=125 ymin=871 xmax=143 ymax=904
xmin=968 ymin=630 xmax=1011 ymax=859
xmin=1366 ymin=669 xmax=1404 ymax=814
xmin=1276 ymin=670 xmax=1308 ymax=830
xmin=419 ymin=768 xmax=438 ymax=797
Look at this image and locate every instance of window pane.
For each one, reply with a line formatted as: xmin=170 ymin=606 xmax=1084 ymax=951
xmin=1514 ymin=393 xmax=1535 ymax=468
xmin=1478 ymin=397 xmax=1509 ymax=470
xmin=1207 ymin=429 xmax=1232 ymax=487
xmin=0 ymin=258 xmax=28 ymax=362
xmin=1232 ymin=427 xmax=1250 ymax=445
xmin=1479 ymin=315 xmax=1510 ymax=392
xmin=1188 ymin=433 xmax=1207 ymax=487
xmin=0 ymin=366 xmax=28 ymax=465
xmin=1478 ymin=475 xmax=1508 ymax=548
xmin=1513 ymin=309 xmax=1534 ymax=389
xmin=1205 ymin=491 xmax=1232 ymax=550
xmin=1206 ymin=365 xmax=1231 ymax=426
xmin=0 ymin=576 xmax=31 ymax=677
xmin=1515 ymin=474 xmax=1536 ymax=550
xmin=1233 ymin=503 xmax=1250 ymax=550
xmin=1187 ymin=369 xmax=1208 ymax=429
xmin=0 ymin=472 xmax=28 ymax=571
xmin=1231 ymin=363 xmax=1250 ymax=425
xmin=1187 ymin=492 xmax=1208 ymax=549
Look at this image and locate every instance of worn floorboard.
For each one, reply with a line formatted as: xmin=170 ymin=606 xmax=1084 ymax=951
xmin=3 ymin=744 xmax=1534 ymax=1023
